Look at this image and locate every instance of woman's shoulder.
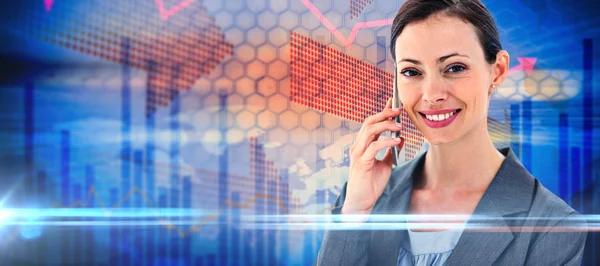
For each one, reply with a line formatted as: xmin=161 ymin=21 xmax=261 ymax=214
xmin=529 ymin=178 xmax=583 ymax=226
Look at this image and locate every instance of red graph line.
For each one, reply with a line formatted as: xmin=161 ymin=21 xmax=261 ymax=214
xmin=44 ymin=0 xmax=195 ymax=20
xmin=154 ymin=0 xmax=195 ymax=20
xmin=44 ymin=0 xmax=53 ymax=12
xmin=299 ymin=0 xmax=393 ymax=47
xmin=508 ymin=57 xmax=537 ymax=75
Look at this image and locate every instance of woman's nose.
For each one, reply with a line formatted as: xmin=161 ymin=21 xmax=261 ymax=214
xmin=422 ymin=77 xmax=448 ymax=104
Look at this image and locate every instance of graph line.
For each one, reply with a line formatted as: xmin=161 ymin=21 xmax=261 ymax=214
xmin=299 ymin=0 xmax=393 ymax=47
xmin=154 ymin=0 xmax=195 ymax=20
xmin=44 ymin=0 xmax=195 ymax=20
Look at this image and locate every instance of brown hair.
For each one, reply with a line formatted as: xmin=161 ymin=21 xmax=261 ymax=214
xmin=390 ymin=0 xmax=502 ymax=64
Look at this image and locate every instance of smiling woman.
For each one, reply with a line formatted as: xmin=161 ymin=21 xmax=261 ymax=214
xmin=315 ymin=0 xmax=587 ymax=265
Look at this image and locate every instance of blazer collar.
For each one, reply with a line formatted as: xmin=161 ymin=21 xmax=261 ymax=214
xmin=386 ymin=146 xmax=535 ymax=215
xmin=379 ymin=146 xmax=536 ymax=266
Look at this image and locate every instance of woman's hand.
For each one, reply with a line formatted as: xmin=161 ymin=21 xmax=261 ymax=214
xmin=342 ymin=98 xmax=405 ymax=216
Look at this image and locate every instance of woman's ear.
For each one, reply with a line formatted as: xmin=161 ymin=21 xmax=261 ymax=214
xmin=489 ymin=50 xmax=510 ymax=94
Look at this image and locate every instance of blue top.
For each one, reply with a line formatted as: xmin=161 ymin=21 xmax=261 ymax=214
xmin=397 ymin=222 xmax=466 ymax=266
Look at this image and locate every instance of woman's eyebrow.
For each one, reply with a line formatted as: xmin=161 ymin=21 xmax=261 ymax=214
xmin=397 ymin=53 xmax=470 ymax=65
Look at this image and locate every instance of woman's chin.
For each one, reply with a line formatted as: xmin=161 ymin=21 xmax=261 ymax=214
xmin=424 ymin=134 xmax=456 ymax=146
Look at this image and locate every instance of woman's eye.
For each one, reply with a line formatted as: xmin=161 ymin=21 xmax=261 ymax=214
xmin=400 ymin=69 xmax=421 ymax=77
xmin=447 ymin=64 xmax=466 ymax=73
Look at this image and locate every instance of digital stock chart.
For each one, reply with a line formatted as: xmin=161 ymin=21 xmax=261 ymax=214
xmin=0 ymin=0 xmax=599 ymax=265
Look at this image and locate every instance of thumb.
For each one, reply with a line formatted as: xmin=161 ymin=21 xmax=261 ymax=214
xmin=382 ymin=137 xmax=405 ymax=165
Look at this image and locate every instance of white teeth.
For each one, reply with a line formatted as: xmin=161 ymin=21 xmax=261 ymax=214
xmin=425 ymin=111 xmax=456 ymax=122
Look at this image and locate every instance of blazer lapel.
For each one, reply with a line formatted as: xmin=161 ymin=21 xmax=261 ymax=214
xmin=446 ymin=147 xmax=536 ymax=266
xmin=445 ymin=193 xmax=515 ymax=266
xmin=368 ymin=151 xmax=427 ymax=265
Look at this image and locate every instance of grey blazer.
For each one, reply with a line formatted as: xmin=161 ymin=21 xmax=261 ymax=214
xmin=315 ymin=147 xmax=587 ymax=266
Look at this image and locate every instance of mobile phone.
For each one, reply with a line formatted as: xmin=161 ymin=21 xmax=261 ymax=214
xmin=391 ymin=70 xmax=402 ymax=166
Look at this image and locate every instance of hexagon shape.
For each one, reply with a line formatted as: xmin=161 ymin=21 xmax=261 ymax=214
xmin=268 ymin=127 xmax=289 ymax=144
xmin=228 ymin=93 xmax=244 ymax=113
xmin=237 ymin=44 xmax=255 ymax=63
xmin=235 ymin=11 xmax=256 ymax=30
xmin=258 ymin=10 xmax=277 ymax=30
xmin=496 ymin=84 xmax=517 ymax=98
xmin=311 ymin=127 xmax=332 ymax=145
xmin=563 ymin=78 xmax=580 ymax=98
xmin=312 ymin=0 xmax=332 ymax=13
xmin=347 ymin=43 xmax=365 ymax=61
xmin=279 ymin=43 xmax=291 ymax=62
xmin=269 ymin=0 xmax=288 ymax=12
xmin=279 ymin=11 xmax=299 ymax=30
xmin=323 ymin=113 xmax=342 ymax=130
xmin=310 ymin=59 xmax=334 ymax=81
xmin=191 ymin=78 xmax=212 ymax=96
xmin=332 ymin=127 xmax=351 ymax=141
xmin=301 ymin=12 xmax=320 ymax=30
xmin=202 ymin=0 xmax=223 ymax=12
xmin=268 ymin=60 xmax=288 ymax=80
xmin=257 ymin=44 xmax=277 ymax=63
xmin=246 ymin=30 xmax=266 ymax=47
xmin=247 ymin=60 xmax=266 ymax=79
xmin=365 ymin=43 xmax=379 ymax=65
xmin=192 ymin=110 xmax=214 ymax=131
xmin=365 ymin=11 xmax=385 ymax=23
xmin=258 ymin=77 xmax=277 ymax=97
xmin=279 ymin=110 xmax=299 ymax=130
xmin=268 ymin=94 xmax=288 ymax=114
xmin=215 ymin=79 xmax=234 ymax=95
xmin=324 ymin=10 xmax=342 ymax=27
xmin=225 ymin=61 xmax=244 ymax=80
xmin=523 ymin=77 xmax=539 ymax=96
xmin=235 ymin=77 xmax=255 ymax=97
xmin=246 ymin=94 xmax=266 ymax=114
xmin=257 ymin=110 xmax=277 ymax=130
xmin=301 ymin=110 xmax=321 ymax=130
xmin=540 ymin=78 xmax=560 ymax=98
xmin=236 ymin=110 xmax=256 ymax=130
xmin=289 ymin=99 xmax=309 ymax=113
xmin=224 ymin=28 xmax=244 ymax=47
xmin=279 ymin=78 xmax=291 ymax=97
xmin=290 ymin=127 xmax=310 ymax=146
xmin=203 ymin=94 xmax=219 ymax=111
xmin=528 ymin=69 xmax=548 ymax=81
xmin=214 ymin=10 xmax=233 ymax=29
xmin=268 ymin=27 xmax=288 ymax=47
xmin=227 ymin=129 xmax=244 ymax=144
xmin=247 ymin=0 xmax=267 ymax=13
xmin=292 ymin=26 xmax=310 ymax=39
xmin=346 ymin=120 xmax=362 ymax=131
xmin=312 ymin=28 xmax=332 ymax=45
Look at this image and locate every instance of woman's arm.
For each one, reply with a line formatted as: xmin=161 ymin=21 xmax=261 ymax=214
xmin=524 ymin=211 xmax=587 ymax=266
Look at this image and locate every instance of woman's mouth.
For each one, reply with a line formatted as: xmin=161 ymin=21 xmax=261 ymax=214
xmin=418 ymin=109 xmax=461 ymax=128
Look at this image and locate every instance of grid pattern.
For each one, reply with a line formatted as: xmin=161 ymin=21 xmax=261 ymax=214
xmin=290 ymin=31 xmax=423 ymax=161
xmin=350 ymin=0 xmax=375 ymax=19
xmin=28 ymin=0 xmax=232 ymax=115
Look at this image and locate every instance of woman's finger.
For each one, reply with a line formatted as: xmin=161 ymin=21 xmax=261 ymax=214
xmin=352 ymin=120 xmax=403 ymax=158
xmin=360 ymin=136 xmax=404 ymax=162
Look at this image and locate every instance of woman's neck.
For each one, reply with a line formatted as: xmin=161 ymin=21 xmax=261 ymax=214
xmin=420 ymin=120 xmax=506 ymax=192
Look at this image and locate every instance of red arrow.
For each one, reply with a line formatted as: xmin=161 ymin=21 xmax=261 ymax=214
xmin=508 ymin=57 xmax=537 ymax=75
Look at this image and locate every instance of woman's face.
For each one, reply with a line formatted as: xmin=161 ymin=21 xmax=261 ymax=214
xmin=394 ymin=14 xmax=506 ymax=145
